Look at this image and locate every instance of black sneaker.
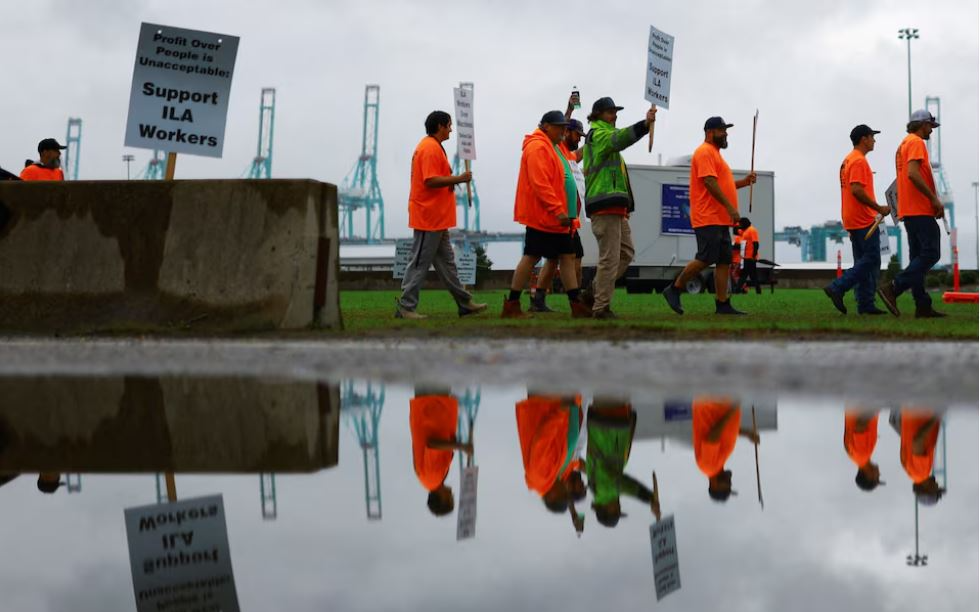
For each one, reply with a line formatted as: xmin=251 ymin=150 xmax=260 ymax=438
xmin=876 ymin=282 xmax=900 ymax=317
xmin=593 ymin=308 xmax=619 ymax=320
xmin=662 ymin=284 xmax=683 ymax=315
xmin=915 ymin=306 xmax=948 ymax=319
xmin=858 ymin=307 xmax=888 ymax=315
xmin=715 ymin=299 xmax=747 ymax=315
xmin=823 ymin=286 xmax=847 ymax=314
xmin=529 ymin=292 xmax=555 ymax=313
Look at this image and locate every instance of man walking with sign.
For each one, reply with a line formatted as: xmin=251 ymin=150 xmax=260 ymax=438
xmin=823 ymin=125 xmax=891 ymax=315
xmin=396 ymin=111 xmax=488 ymax=320
xmin=582 ymin=97 xmax=656 ymax=319
xmin=662 ymin=117 xmax=756 ymax=315
xmin=877 ymin=110 xmax=946 ymax=318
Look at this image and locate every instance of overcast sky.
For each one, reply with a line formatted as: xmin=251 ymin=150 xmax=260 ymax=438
xmin=2 ymin=0 xmax=977 ymax=265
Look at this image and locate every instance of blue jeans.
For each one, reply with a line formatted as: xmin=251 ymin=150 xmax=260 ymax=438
xmin=894 ymin=216 xmax=940 ymax=308
xmin=830 ymin=225 xmax=880 ymax=312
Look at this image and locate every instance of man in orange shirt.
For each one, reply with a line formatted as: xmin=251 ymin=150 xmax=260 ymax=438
xmin=663 ymin=117 xmax=756 ymax=315
xmin=898 ymin=408 xmax=944 ymax=505
xmin=396 ymin=111 xmax=488 ymax=320
xmin=843 ymin=410 xmax=883 ymax=492
xmin=410 ymin=388 xmax=471 ymax=516
xmin=19 ymin=138 xmax=67 ymax=181
xmin=877 ymin=110 xmax=945 ymax=318
xmin=503 ymin=111 xmax=591 ymax=318
xmin=692 ymin=397 xmax=759 ymax=501
xmin=734 ymin=217 xmax=763 ymax=295
xmin=824 ymin=125 xmax=891 ymax=315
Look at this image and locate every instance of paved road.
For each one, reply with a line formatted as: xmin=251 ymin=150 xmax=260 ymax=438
xmin=0 ymin=338 xmax=974 ymax=405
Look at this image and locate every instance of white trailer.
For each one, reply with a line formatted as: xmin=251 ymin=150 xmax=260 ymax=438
xmin=580 ymin=163 xmax=775 ymax=293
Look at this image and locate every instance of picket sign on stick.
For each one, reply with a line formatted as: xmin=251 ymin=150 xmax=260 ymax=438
xmin=645 ymin=26 xmax=674 ymax=153
xmin=453 ymin=85 xmax=476 ymax=208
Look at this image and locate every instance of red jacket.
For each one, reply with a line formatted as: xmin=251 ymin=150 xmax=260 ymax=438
xmin=514 ymin=129 xmax=569 ymax=234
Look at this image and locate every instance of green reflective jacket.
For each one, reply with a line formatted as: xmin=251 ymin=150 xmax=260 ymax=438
xmin=581 ymin=119 xmax=649 ymax=216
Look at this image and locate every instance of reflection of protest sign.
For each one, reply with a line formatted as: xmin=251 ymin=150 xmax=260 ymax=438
xmin=645 ymin=26 xmax=675 ymax=108
xmin=124 ymin=23 xmax=239 ymax=158
xmin=661 ymin=184 xmax=693 ymax=235
xmin=650 ymin=515 xmax=681 ymax=601
xmin=124 ymin=494 xmax=239 ymax=612
xmin=392 ymin=239 xmax=476 ymax=285
xmin=456 ymin=466 xmax=479 ymax=540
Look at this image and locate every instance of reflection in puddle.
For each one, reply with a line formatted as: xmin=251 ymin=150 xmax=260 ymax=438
xmin=0 ymin=376 xmax=974 ymax=611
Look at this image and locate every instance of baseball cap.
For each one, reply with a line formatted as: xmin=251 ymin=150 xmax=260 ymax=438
xmin=850 ymin=124 xmax=881 ymax=143
xmin=591 ymin=97 xmax=624 ymax=114
xmin=909 ymin=109 xmax=940 ymax=127
xmin=540 ymin=110 xmax=569 ymax=126
xmin=37 ymin=138 xmax=67 ymax=153
xmin=704 ymin=116 xmax=734 ymax=131
xmin=567 ymin=118 xmax=586 ymax=134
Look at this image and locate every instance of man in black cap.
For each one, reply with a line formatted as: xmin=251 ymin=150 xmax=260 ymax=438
xmin=581 ymin=97 xmax=657 ymax=319
xmin=20 ymin=138 xmax=67 ymax=181
xmin=823 ymin=125 xmax=891 ymax=315
xmin=662 ymin=117 xmax=756 ymax=315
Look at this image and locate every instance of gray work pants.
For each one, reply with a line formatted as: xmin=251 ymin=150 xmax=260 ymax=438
xmin=398 ymin=229 xmax=472 ymax=311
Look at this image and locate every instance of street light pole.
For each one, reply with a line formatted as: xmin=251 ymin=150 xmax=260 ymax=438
xmin=898 ymin=28 xmax=919 ymax=118
xmin=122 ymin=154 xmax=135 ymax=180
xmin=973 ymin=181 xmax=978 ymax=271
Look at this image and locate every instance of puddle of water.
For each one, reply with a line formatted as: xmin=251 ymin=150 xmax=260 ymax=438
xmin=0 ymin=375 xmax=975 ymax=612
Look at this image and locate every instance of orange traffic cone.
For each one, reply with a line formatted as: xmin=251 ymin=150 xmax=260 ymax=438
xmin=836 ymin=250 xmax=842 ymax=279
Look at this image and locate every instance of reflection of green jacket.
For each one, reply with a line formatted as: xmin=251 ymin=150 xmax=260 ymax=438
xmin=586 ymin=409 xmax=652 ymax=504
xmin=581 ymin=119 xmax=649 ymax=216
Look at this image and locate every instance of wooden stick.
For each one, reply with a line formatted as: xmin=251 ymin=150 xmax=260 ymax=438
xmin=749 ymin=110 xmax=758 ymax=213
xmin=864 ymin=214 xmax=884 ymax=240
xmin=464 ymin=160 xmax=472 ymax=208
xmin=752 ymin=406 xmax=762 ymax=509
xmin=164 ymin=152 xmax=177 ymax=180
xmin=647 ymin=105 xmax=656 ymax=153
xmin=165 ymin=472 xmax=177 ymax=502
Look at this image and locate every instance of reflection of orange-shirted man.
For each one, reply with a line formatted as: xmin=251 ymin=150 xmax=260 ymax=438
xmin=843 ymin=410 xmax=883 ymax=491
xmin=692 ymin=397 xmax=759 ymax=502
xmin=899 ymin=408 xmax=945 ymax=505
xmin=515 ymin=393 xmax=586 ymax=514
xmin=410 ymin=388 xmax=472 ymax=517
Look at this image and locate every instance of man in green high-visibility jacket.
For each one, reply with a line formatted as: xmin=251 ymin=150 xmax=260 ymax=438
xmin=582 ymin=97 xmax=656 ymax=319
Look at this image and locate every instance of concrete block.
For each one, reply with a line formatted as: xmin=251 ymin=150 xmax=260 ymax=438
xmin=0 ymin=179 xmax=340 ymax=332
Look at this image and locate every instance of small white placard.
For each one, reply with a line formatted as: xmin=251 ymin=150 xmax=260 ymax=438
xmin=645 ymin=26 xmax=675 ymax=109
xmin=650 ymin=515 xmax=681 ymax=601
xmin=456 ymin=466 xmax=479 ymax=540
xmin=879 ymin=225 xmax=891 ymax=257
xmin=393 ymin=239 xmax=414 ymax=279
xmin=884 ymin=180 xmax=899 ymax=225
xmin=454 ymin=86 xmax=476 ymax=161
xmin=455 ymin=246 xmax=477 ymax=286
xmin=124 ymin=494 xmax=239 ymax=612
xmin=124 ymin=23 xmax=239 ymax=158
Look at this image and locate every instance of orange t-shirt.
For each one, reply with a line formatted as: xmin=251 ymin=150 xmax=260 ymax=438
xmin=409 ymin=395 xmax=458 ymax=491
xmin=19 ymin=164 xmax=64 ymax=181
xmin=408 ymin=137 xmax=456 ymax=231
xmin=895 ymin=134 xmax=937 ymax=219
xmin=732 ymin=233 xmax=743 ymax=265
xmin=741 ymin=226 xmax=759 ymax=259
xmin=515 ymin=396 xmax=582 ymax=495
xmin=843 ymin=412 xmax=879 ymax=468
xmin=692 ymin=397 xmax=740 ymax=477
xmin=839 ymin=149 xmax=877 ymax=230
xmin=690 ymin=142 xmax=737 ymax=228
xmin=900 ymin=411 xmax=940 ymax=484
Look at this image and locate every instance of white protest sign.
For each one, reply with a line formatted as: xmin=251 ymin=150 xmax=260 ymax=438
xmin=456 ymin=465 xmax=479 ymax=540
xmin=645 ymin=26 xmax=675 ymax=109
xmin=455 ymin=245 xmax=477 ymax=285
xmin=453 ymin=86 xmax=476 ymax=161
xmin=393 ymin=239 xmax=414 ymax=279
xmin=125 ymin=23 xmax=239 ymax=158
xmin=569 ymin=160 xmax=586 ymax=207
xmin=124 ymin=494 xmax=239 ymax=612
xmin=885 ymin=180 xmax=900 ymax=225
xmin=650 ymin=515 xmax=681 ymax=601
xmin=879 ymin=225 xmax=891 ymax=257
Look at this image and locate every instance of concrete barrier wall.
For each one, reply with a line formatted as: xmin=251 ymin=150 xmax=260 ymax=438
xmin=0 ymin=179 xmax=340 ymax=332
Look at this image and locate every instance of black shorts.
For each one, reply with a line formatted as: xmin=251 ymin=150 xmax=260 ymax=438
xmin=694 ymin=225 xmax=733 ymax=265
xmin=524 ymin=227 xmax=575 ymax=259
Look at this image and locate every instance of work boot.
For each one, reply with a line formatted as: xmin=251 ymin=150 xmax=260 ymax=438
xmin=823 ymin=285 xmax=847 ymax=314
xmin=501 ymin=297 xmax=532 ymax=319
xmin=662 ymin=284 xmax=684 ymax=315
xmin=579 ymin=288 xmax=595 ymax=310
xmin=915 ymin=305 xmax=947 ymax=319
xmin=593 ymin=308 xmax=618 ymax=320
xmin=458 ymin=300 xmax=488 ymax=318
xmin=715 ymin=299 xmax=747 ymax=315
xmin=529 ymin=291 xmax=555 ymax=313
xmin=569 ymin=299 xmax=592 ymax=318
xmin=876 ymin=282 xmax=900 ymax=317
xmin=394 ymin=304 xmax=428 ymax=320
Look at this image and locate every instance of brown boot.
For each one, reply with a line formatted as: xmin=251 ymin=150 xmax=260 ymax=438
xmin=570 ymin=300 xmax=593 ymax=318
xmin=501 ymin=297 xmax=532 ymax=319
